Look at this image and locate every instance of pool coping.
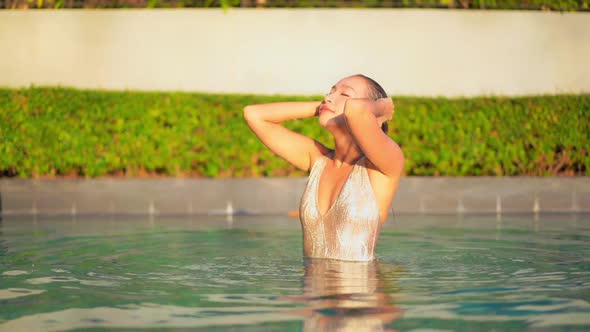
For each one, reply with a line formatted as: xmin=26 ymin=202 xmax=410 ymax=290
xmin=0 ymin=177 xmax=588 ymax=217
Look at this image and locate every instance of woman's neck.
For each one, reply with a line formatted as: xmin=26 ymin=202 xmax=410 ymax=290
xmin=331 ymin=135 xmax=364 ymax=168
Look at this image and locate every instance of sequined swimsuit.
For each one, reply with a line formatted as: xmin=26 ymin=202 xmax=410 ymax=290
xmin=299 ymin=152 xmax=381 ymax=261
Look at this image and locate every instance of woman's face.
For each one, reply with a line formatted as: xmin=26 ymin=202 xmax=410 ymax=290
xmin=318 ymin=75 xmax=369 ymax=129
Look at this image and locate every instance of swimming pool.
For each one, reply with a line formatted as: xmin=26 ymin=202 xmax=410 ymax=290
xmin=1 ymin=214 xmax=589 ymax=331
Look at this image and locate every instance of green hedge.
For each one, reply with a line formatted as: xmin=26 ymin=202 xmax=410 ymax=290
xmin=0 ymin=86 xmax=588 ymax=178
xmin=5 ymin=0 xmax=589 ymax=11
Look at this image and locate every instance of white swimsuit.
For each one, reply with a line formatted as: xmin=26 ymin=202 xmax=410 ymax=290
xmin=299 ymin=152 xmax=381 ymax=261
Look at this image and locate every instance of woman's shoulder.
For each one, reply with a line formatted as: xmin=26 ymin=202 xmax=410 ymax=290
xmin=309 ymin=148 xmax=334 ymax=171
xmin=363 ymin=157 xmax=398 ymax=182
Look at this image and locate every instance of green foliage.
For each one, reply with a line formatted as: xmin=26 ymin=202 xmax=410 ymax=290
xmin=392 ymin=95 xmax=589 ymax=176
xmin=466 ymin=0 xmax=590 ymax=10
xmin=0 ymin=86 xmax=588 ymax=178
xmin=3 ymin=0 xmax=589 ymax=10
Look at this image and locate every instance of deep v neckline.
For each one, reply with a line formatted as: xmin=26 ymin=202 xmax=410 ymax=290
xmin=315 ymin=153 xmax=364 ymax=218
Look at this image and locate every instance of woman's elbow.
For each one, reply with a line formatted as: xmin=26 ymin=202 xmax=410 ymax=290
xmin=243 ymin=105 xmax=257 ymax=122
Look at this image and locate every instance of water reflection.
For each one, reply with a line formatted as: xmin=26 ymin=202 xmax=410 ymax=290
xmin=284 ymin=258 xmax=402 ymax=332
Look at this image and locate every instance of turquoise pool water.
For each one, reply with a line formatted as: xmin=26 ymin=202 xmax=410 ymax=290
xmin=0 ymin=214 xmax=589 ymax=331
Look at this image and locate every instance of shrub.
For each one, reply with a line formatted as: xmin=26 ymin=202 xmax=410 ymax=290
xmin=0 ymin=86 xmax=587 ymax=178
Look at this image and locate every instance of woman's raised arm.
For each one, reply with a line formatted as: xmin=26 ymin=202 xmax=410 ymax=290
xmin=243 ymin=101 xmax=331 ymax=172
xmin=343 ymin=98 xmax=404 ymax=178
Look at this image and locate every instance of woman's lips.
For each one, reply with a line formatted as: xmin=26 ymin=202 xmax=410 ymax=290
xmin=319 ymin=106 xmax=334 ymax=114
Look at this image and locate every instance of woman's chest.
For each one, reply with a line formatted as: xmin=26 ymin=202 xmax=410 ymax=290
xmin=302 ymin=174 xmax=379 ymax=222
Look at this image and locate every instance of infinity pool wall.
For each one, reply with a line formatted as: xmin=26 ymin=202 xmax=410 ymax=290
xmin=0 ymin=177 xmax=588 ymax=217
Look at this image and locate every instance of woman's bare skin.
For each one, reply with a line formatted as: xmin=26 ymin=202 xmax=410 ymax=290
xmin=243 ymin=75 xmax=404 ymax=225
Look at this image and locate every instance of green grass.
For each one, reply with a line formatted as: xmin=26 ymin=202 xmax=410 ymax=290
xmin=0 ymin=86 xmax=588 ymax=178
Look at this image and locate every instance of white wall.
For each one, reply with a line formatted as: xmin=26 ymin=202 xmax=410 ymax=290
xmin=0 ymin=9 xmax=589 ymax=97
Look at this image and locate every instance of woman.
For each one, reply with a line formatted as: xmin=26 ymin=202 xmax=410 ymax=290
xmin=243 ymin=74 xmax=404 ymax=261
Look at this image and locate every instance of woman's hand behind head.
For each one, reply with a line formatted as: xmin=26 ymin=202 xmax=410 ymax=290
xmin=374 ymin=97 xmax=394 ymax=126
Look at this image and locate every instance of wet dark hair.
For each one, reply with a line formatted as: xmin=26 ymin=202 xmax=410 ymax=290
xmin=354 ymin=74 xmax=389 ymax=134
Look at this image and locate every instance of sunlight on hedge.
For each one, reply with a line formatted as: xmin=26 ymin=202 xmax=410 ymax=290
xmin=0 ymin=87 xmax=588 ymax=178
